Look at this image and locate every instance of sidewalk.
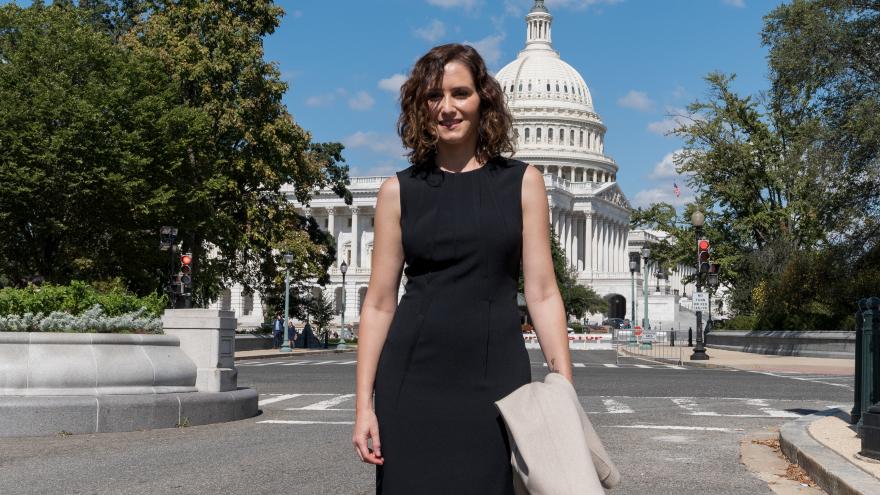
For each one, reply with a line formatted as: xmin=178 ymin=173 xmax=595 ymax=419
xmin=621 ymin=343 xmax=880 ymax=494
xmin=620 ymin=342 xmax=854 ymax=375
xmin=235 ymin=345 xmax=357 ymax=361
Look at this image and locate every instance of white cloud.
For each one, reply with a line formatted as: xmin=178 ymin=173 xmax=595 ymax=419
xmin=348 ymin=91 xmax=375 ymax=111
xmin=617 ymin=90 xmax=654 ymax=112
xmin=648 ymin=150 xmax=684 ymax=179
xmin=631 ymin=186 xmax=694 ymax=209
xmin=647 ymin=107 xmax=698 ymax=136
xmin=464 ymin=34 xmax=505 ymax=66
xmin=545 ymin=0 xmax=623 ymax=10
xmin=427 ymin=0 xmax=479 ymax=9
xmin=414 ymin=19 xmax=447 ymax=42
xmin=343 ymin=132 xmax=405 ymax=158
xmin=722 ymin=0 xmax=745 ymax=7
xmin=378 ymin=73 xmax=408 ymax=94
xmin=305 ymin=88 xmax=346 ymax=107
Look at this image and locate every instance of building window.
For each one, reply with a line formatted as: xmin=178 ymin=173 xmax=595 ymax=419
xmin=548 ymin=128 xmax=553 ymax=143
xmin=564 ymin=84 xmax=568 ymax=93
xmin=324 ymin=218 xmax=328 ymax=228
xmin=579 ymin=131 xmax=584 ymax=147
xmin=347 ymin=218 xmax=352 ymax=227
xmin=528 ymin=82 xmax=532 ymax=91
xmin=525 ymin=128 xmax=530 ymax=143
xmin=510 ymin=83 xmax=514 ymax=92
xmin=536 ymin=128 xmax=542 ymax=143
xmin=518 ymin=82 xmax=522 ymax=91
xmin=556 ymin=83 xmax=560 ymax=91
xmin=570 ymin=130 xmax=575 ymax=146
xmin=559 ymin=128 xmax=564 ymax=145
xmin=547 ymin=83 xmax=551 ymax=91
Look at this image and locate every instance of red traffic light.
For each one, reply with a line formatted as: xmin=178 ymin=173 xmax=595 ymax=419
xmin=698 ymin=239 xmax=710 ymax=251
xmin=180 ymin=254 xmax=192 ymax=265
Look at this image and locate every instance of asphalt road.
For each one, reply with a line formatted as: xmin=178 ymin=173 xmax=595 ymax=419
xmin=0 ymin=349 xmax=852 ymax=495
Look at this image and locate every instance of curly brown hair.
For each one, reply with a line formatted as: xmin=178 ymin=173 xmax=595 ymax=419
xmin=397 ymin=43 xmax=514 ymax=168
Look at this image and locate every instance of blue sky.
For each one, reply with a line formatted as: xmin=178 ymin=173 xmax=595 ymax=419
xmin=267 ymin=0 xmax=782 ymax=208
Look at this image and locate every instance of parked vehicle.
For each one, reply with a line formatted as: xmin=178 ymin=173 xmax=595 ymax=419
xmin=602 ymin=318 xmax=627 ymax=329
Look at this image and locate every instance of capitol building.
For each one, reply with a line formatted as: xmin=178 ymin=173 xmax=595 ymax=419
xmin=220 ymin=1 xmax=700 ymax=331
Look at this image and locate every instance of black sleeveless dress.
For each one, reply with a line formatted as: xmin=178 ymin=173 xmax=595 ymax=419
xmin=374 ymin=157 xmax=532 ymax=494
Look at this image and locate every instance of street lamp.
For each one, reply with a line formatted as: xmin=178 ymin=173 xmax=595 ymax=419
xmin=628 ymin=252 xmax=640 ymax=331
xmin=281 ymin=252 xmax=294 ymax=353
xmin=337 ymin=260 xmax=348 ymax=349
xmin=641 ymin=246 xmax=650 ymax=330
xmin=690 ymin=211 xmax=709 ymax=360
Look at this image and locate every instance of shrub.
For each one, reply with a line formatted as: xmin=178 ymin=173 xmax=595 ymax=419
xmin=0 ymin=305 xmax=162 ymax=334
xmin=0 ymin=280 xmax=165 ymax=318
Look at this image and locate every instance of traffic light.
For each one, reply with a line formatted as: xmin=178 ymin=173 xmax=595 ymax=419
xmin=179 ymin=253 xmax=193 ymax=289
xmin=698 ymin=239 xmax=711 ymax=273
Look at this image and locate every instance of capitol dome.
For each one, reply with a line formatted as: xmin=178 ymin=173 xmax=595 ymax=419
xmin=497 ymin=0 xmax=617 ymax=184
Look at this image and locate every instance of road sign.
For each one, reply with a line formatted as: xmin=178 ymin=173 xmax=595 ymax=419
xmin=693 ymin=292 xmax=709 ymax=312
xmin=641 ymin=332 xmax=656 ymax=343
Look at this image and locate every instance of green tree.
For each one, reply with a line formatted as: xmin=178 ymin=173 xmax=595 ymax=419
xmin=0 ymin=2 xmax=350 ymax=307
xmin=308 ymin=289 xmax=335 ymax=343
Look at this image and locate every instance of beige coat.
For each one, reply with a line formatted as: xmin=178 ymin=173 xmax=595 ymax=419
xmin=495 ymin=372 xmax=621 ymax=494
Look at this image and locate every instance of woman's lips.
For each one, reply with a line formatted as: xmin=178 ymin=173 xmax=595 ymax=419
xmin=440 ymin=120 xmax=462 ymax=129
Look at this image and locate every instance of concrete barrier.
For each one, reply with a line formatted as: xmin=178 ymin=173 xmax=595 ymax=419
xmin=706 ymin=330 xmax=855 ymax=359
xmin=0 ymin=309 xmax=259 ymax=437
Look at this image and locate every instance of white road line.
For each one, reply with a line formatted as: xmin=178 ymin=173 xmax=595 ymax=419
xmin=258 ymin=394 xmax=302 ymax=407
xmin=634 ymin=364 xmax=652 ymax=369
xmin=749 ymin=370 xmax=853 ymax=389
xmin=667 ymin=365 xmax=686 ymax=370
xmin=338 ymin=360 xmax=358 ymax=365
xmin=290 ymin=394 xmax=356 ymax=410
xmin=607 ymin=425 xmax=732 ymax=432
xmin=602 ymin=399 xmax=634 ymax=414
xmin=308 ymin=360 xmax=340 ymax=365
xmin=249 ymin=361 xmax=286 ymax=367
xmin=258 ymin=420 xmax=354 ymax=425
xmin=603 ymin=364 xmax=618 ymax=368
xmin=280 ymin=361 xmax=315 ymax=366
xmin=573 ymin=363 xmax=586 ymax=368
xmin=671 ymin=398 xmax=707 ymax=414
xmin=746 ymin=399 xmax=801 ymax=418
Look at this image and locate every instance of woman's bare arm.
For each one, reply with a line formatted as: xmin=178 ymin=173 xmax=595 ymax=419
xmin=520 ymin=164 xmax=573 ymax=382
xmin=355 ymin=176 xmax=405 ymax=413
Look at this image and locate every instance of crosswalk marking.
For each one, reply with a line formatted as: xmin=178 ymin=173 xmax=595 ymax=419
xmin=241 ymin=360 xmax=697 ymax=370
xmin=573 ymin=363 xmax=585 ymax=368
xmin=634 ymin=364 xmax=651 ymax=369
xmin=603 ymin=364 xmax=618 ymax=368
xmin=288 ymin=394 xmax=356 ymax=411
xmin=258 ymin=394 xmax=302 ymax=407
xmin=608 ymin=425 xmax=732 ymax=432
xmin=602 ymin=399 xmax=634 ymax=414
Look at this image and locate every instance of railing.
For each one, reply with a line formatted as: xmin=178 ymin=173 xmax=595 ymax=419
xmin=613 ymin=330 xmax=694 ymax=366
xmin=854 ymin=297 xmax=880 ymax=460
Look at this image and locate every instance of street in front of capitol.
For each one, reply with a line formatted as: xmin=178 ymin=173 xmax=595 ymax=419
xmin=0 ymin=349 xmax=851 ymax=495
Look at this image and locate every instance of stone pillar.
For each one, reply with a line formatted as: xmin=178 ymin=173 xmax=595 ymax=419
xmin=327 ymin=207 xmax=335 ymax=237
xmin=350 ymin=206 xmax=360 ymax=268
xmin=563 ymin=211 xmax=572 ymax=267
xmin=585 ymin=213 xmax=593 ymax=272
xmin=597 ymin=217 xmax=605 ymax=273
xmin=162 ymin=309 xmax=237 ymax=393
xmin=573 ymin=214 xmax=581 ymax=271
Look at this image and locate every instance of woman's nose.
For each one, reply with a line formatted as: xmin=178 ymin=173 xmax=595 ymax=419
xmin=440 ymin=94 xmax=454 ymax=114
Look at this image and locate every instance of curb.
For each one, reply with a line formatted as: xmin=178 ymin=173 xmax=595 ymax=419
xmin=617 ymin=346 xmax=733 ymax=370
xmin=779 ymin=408 xmax=880 ymax=495
xmin=235 ymin=348 xmax=357 ymax=361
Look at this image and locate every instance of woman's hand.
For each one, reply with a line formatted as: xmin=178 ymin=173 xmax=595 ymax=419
xmin=352 ymin=409 xmax=384 ymax=465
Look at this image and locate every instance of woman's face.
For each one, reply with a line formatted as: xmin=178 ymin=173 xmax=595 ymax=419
xmin=427 ymin=61 xmax=481 ymax=148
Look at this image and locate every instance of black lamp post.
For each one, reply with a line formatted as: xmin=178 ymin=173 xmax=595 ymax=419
xmin=690 ymin=211 xmax=709 ymax=360
xmin=281 ymin=252 xmax=294 ymax=353
xmin=629 ymin=252 xmax=640 ymax=330
xmin=337 ymin=260 xmax=348 ymax=349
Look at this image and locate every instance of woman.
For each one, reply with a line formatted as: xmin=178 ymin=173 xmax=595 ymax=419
xmin=352 ymin=43 xmax=574 ymax=494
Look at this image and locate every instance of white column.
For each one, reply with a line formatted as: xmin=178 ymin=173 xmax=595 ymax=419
xmin=551 ymin=206 xmax=559 ymax=237
xmin=598 ymin=217 xmax=606 ymax=273
xmin=350 ymin=206 xmax=360 ymax=268
xmin=573 ymin=214 xmax=581 ymax=271
xmin=614 ymin=223 xmax=621 ymax=273
xmin=564 ymin=211 xmax=572 ymax=267
xmin=585 ymin=213 xmax=594 ymax=272
xmin=327 ymin=207 xmax=335 ymax=237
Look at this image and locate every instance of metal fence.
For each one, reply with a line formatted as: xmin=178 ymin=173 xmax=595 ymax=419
xmin=612 ymin=329 xmax=694 ymax=366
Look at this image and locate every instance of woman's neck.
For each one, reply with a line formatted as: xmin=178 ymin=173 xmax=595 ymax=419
xmin=435 ymin=142 xmax=480 ymax=172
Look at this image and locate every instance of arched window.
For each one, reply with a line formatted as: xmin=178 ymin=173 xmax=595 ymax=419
xmin=525 ymin=128 xmax=530 ymax=143
xmin=546 ymin=83 xmax=551 ymax=91
xmin=518 ymin=82 xmax=522 ymax=91
xmin=564 ymin=84 xmax=568 ymax=93
xmin=548 ymin=128 xmax=553 ymax=143
xmin=536 ymin=128 xmax=542 ymax=143
xmin=579 ymin=131 xmax=584 ymax=147
xmin=513 ymin=128 xmax=520 ymax=143
xmin=528 ymin=82 xmax=532 ymax=91
xmin=570 ymin=130 xmax=575 ymax=146
xmin=556 ymin=83 xmax=560 ymax=92
xmin=510 ymin=84 xmax=514 ymax=92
